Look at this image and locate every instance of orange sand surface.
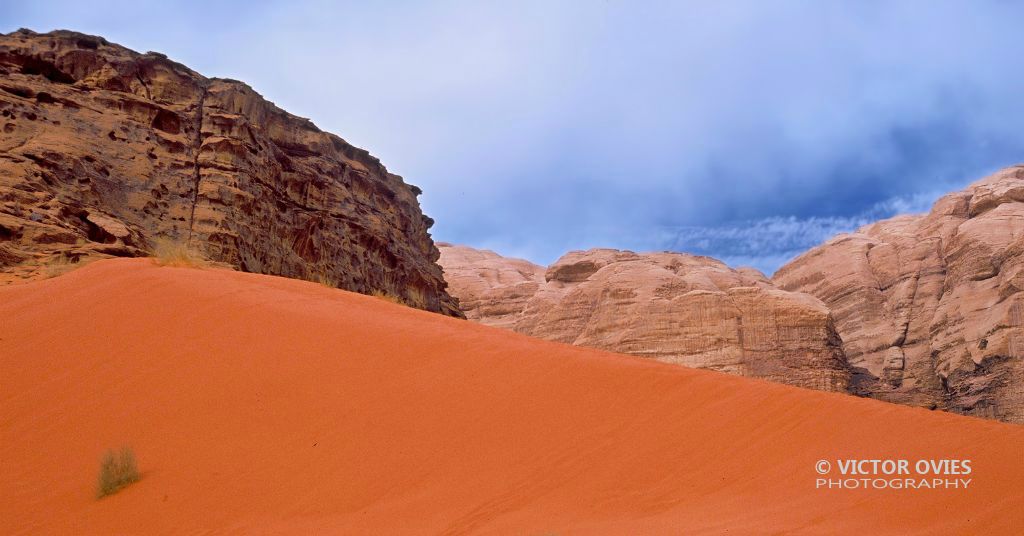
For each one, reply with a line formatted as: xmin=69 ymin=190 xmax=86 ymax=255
xmin=1 ymin=258 xmax=1022 ymax=534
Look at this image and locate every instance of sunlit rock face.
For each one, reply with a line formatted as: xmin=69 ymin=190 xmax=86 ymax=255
xmin=437 ymin=243 xmax=545 ymax=330
xmin=774 ymin=166 xmax=1024 ymax=423
xmin=440 ymin=244 xmax=850 ymax=392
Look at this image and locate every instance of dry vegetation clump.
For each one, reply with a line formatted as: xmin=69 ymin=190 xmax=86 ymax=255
xmin=43 ymin=253 xmax=82 ymax=278
xmin=97 ymin=446 xmax=140 ymax=498
xmin=151 ymin=238 xmax=207 ymax=267
xmin=310 ymin=272 xmax=336 ymax=288
xmin=371 ymin=289 xmax=408 ymax=306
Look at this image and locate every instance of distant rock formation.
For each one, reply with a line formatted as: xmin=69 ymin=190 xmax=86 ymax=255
xmin=436 ymin=243 xmax=545 ymax=330
xmin=774 ymin=167 xmax=1024 ymax=422
xmin=439 ymin=244 xmax=849 ymax=392
xmin=0 ymin=29 xmax=459 ymax=316
xmin=441 ymin=168 xmax=1024 ymax=423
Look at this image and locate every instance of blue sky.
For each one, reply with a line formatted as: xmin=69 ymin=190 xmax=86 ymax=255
xmin=6 ymin=1 xmax=1024 ymax=273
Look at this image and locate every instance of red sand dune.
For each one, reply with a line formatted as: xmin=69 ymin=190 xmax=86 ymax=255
xmin=1 ymin=259 xmax=1022 ymax=534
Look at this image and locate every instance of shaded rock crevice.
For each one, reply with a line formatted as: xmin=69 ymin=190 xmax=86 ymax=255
xmin=186 ymin=82 xmax=207 ymax=244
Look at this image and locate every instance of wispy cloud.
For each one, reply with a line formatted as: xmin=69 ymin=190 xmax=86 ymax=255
xmin=659 ymin=192 xmax=943 ymax=274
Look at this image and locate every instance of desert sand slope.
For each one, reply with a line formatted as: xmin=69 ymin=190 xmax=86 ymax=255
xmin=1 ymin=259 xmax=1022 ymax=535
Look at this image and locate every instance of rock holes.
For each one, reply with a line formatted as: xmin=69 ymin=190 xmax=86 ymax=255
xmin=19 ymin=57 xmax=75 ymax=84
xmin=75 ymin=37 xmax=101 ymax=50
xmin=150 ymin=108 xmax=181 ymax=134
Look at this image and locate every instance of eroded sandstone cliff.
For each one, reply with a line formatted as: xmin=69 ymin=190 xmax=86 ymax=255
xmin=0 ymin=29 xmax=459 ymax=315
xmin=774 ymin=167 xmax=1024 ymax=422
xmin=439 ymin=244 xmax=849 ymax=391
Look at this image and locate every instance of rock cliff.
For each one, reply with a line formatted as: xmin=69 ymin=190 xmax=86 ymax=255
xmin=0 ymin=29 xmax=459 ymax=316
xmin=439 ymin=245 xmax=849 ymax=391
xmin=774 ymin=167 xmax=1024 ymax=422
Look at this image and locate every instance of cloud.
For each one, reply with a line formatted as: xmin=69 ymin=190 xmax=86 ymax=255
xmin=5 ymin=1 xmax=1024 ymax=270
xmin=658 ymin=191 xmax=944 ymax=274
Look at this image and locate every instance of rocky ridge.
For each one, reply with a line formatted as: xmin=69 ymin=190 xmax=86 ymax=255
xmin=0 ymin=29 xmax=459 ymax=315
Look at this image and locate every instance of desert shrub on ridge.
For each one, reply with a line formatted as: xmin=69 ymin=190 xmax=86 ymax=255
xmin=371 ymin=289 xmax=408 ymax=306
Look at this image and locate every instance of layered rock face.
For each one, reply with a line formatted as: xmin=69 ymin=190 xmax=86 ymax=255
xmin=439 ymin=245 xmax=849 ymax=391
xmin=774 ymin=167 xmax=1024 ymax=422
xmin=0 ymin=29 xmax=459 ymax=315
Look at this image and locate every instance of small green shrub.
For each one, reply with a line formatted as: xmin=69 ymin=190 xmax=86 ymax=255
xmin=97 ymin=446 xmax=140 ymax=498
